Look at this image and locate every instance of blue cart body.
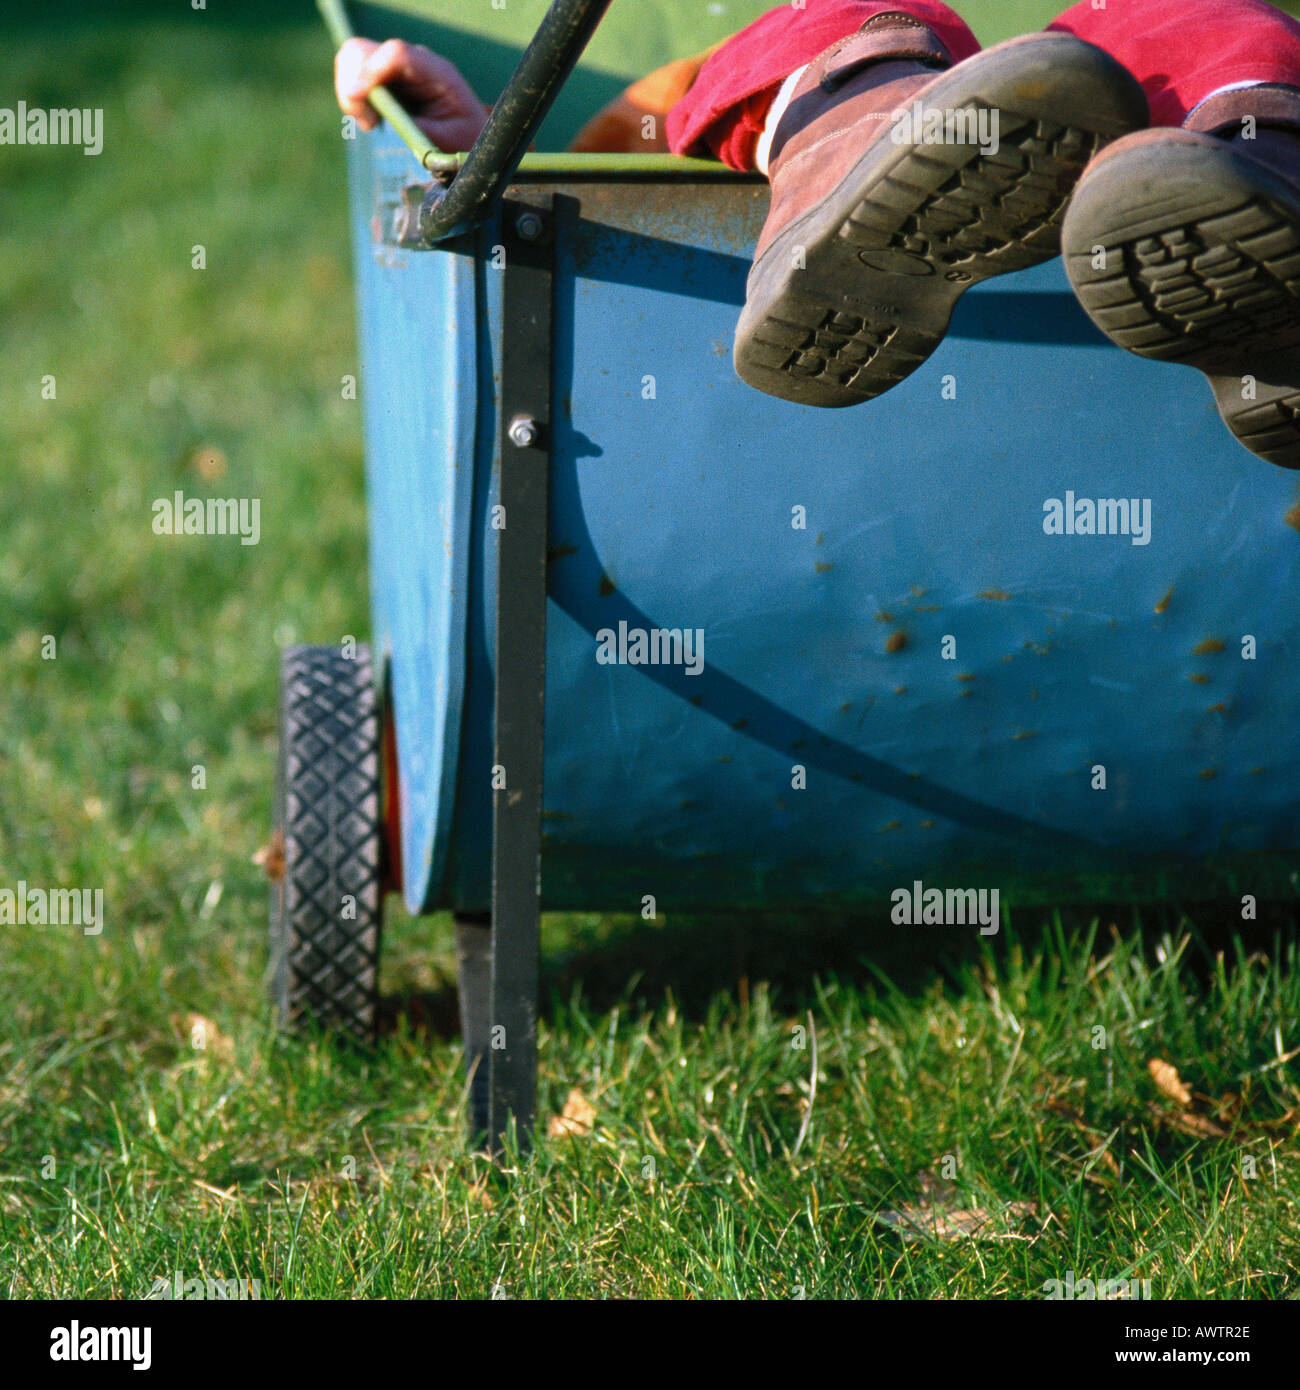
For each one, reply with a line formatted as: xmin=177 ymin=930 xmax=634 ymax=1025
xmin=347 ymin=133 xmax=1300 ymax=918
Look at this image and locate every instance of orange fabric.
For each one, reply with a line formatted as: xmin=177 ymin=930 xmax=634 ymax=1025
xmin=567 ymin=44 xmax=724 ymax=153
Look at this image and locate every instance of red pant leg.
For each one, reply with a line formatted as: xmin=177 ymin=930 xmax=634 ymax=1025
xmin=665 ymin=0 xmax=983 ymax=169
xmin=1049 ymin=0 xmax=1300 ymax=127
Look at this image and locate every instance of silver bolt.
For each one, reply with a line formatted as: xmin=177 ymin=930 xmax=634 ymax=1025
xmin=508 ymin=415 xmax=538 ymax=448
xmin=514 ymin=210 xmax=545 ymax=242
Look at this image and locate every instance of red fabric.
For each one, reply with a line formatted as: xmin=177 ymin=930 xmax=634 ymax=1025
xmin=667 ymin=0 xmax=1300 ymax=170
xmin=1049 ymin=0 xmax=1300 ymax=128
xmin=665 ymin=1 xmax=982 ymax=168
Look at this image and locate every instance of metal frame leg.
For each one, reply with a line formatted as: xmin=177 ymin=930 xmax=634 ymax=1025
xmin=480 ymin=193 xmax=554 ymax=1154
xmin=454 ymin=912 xmax=493 ymax=1138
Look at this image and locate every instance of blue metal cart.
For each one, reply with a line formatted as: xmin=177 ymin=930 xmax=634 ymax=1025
xmin=270 ymin=0 xmax=1300 ymax=1150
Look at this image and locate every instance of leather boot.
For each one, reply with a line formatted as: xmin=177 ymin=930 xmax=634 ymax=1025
xmin=1062 ymin=85 xmax=1300 ymax=468
xmin=734 ymin=15 xmax=1149 ymax=407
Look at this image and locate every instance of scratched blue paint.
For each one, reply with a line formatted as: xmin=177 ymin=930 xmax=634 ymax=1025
xmin=347 ymin=132 xmax=1300 ymax=917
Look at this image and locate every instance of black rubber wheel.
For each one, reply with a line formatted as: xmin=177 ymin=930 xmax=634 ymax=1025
xmin=270 ymin=644 xmax=383 ymax=1041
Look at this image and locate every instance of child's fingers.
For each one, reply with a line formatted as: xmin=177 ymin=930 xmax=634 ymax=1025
xmin=355 ymin=39 xmax=468 ymax=108
xmin=335 ymin=38 xmax=383 ymax=128
xmin=334 ymin=37 xmax=485 ymax=148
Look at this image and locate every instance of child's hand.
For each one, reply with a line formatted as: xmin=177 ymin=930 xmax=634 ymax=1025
xmin=335 ymin=38 xmax=489 ymax=153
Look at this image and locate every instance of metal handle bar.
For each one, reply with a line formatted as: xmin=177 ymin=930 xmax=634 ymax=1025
xmin=319 ymin=0 xmax=615 ymax=244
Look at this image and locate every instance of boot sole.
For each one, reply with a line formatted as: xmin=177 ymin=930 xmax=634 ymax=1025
xmin=1063 ymin=134 xmax=1300 ymax=468
xmin=735 ymin=34 xmax=1149 ymax=407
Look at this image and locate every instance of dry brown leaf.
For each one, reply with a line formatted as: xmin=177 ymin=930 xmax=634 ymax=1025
xmin=1148 ymin=1058 xmax=1193 ymax=1108
xmin=254 ymin=831 xmax=285 ymax=883
xmin=1147 ymin=1102 xmax=1227 ymax=1139
xmin=876 ymin=1170 xmax=1039 ymax=1242
xmin=172 ymin=1012 xmax=234 ymax=1061
xmin=548 ymin=1087 xmax=596 ymax=1139
xmin=875 ymin=1199 xmax=1039 ymax=1242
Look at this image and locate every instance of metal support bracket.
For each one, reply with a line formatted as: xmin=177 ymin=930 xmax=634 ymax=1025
xmin=476 ymin=192 xmax=555 ymax=1154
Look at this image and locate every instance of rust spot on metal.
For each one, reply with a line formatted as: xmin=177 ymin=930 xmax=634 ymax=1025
xmin=547 ymin=543 xmax=578 ymax=562
xmin=978 ymin=589 xmax=1011 ymax=601
xmin=1285 ymin=502 xmax=1300 ymax=531
xmin=894 ymin=685 xmax=907 ymax=695
xmin=1192 ymin=638 xmax=1226 ymax=655
xmin=689 ymin=695 xmax=703 ymax=706
xmin=816 ymin=532 xmax=825 ymax=546
xmin=1198 ymin=768 xmax=1218 ymax=780
xmin=880 ymin=820 xmax=901 ymax=832
xmin=1154 ymin=586 xmax=1173 ymax=614
xmin=911 ymin=585 xmax=927 ymax=598
xmin=815 ymin=562 xmax=833 ymax=574
xmin=960 ymin=689 xmax=974 ymax=698
xmin=838 ymin=702 xmax=851 ymax=714
xmin=598 ymin=572 xmax=615 ymax=597
xmin=885 ymin=631 xmax=908 ymax=654
xmin=956 ymin=673 xmax=975 ymax=683
xmin=1030 ymin=688 xmax=1039 ymax=701
xmin=1188 ymin=673 xmax=1211 ymax=684
xmin=875 ymin=610 xmax=894 ymax=623
xmin=731 ymin=717 xmax=750 ymax=731
xmin=1207 ymin=702 xmax=1229 ymax=715
xmin=913 ymin=604 xmax=942 ymax=613
xmin=920 ymin=819 xmax=934 ymax=829
xmin=716 ymin=755 xmax=732 ymax=763
xmin=1012 ymin=730 xmax=1037 ymax=740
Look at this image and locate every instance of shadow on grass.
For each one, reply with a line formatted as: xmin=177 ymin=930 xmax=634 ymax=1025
xmin=378 ymin=897 xmax=1298 ymax=1040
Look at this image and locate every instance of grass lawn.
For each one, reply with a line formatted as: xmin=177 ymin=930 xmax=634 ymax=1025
xmin=0 ymin=0 xmax=1298 ymax=1300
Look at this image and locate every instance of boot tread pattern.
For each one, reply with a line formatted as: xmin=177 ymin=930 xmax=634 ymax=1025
xmin=749 ymin=117 xmax=1108 ymax=402
xmin=842 ymin=117 xmax=1104 ymax=268
xmin=1226 ymin=386 xmax=1300 ymax=469
xmin=1069 ymin=198 xmax=1300 ymax=364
